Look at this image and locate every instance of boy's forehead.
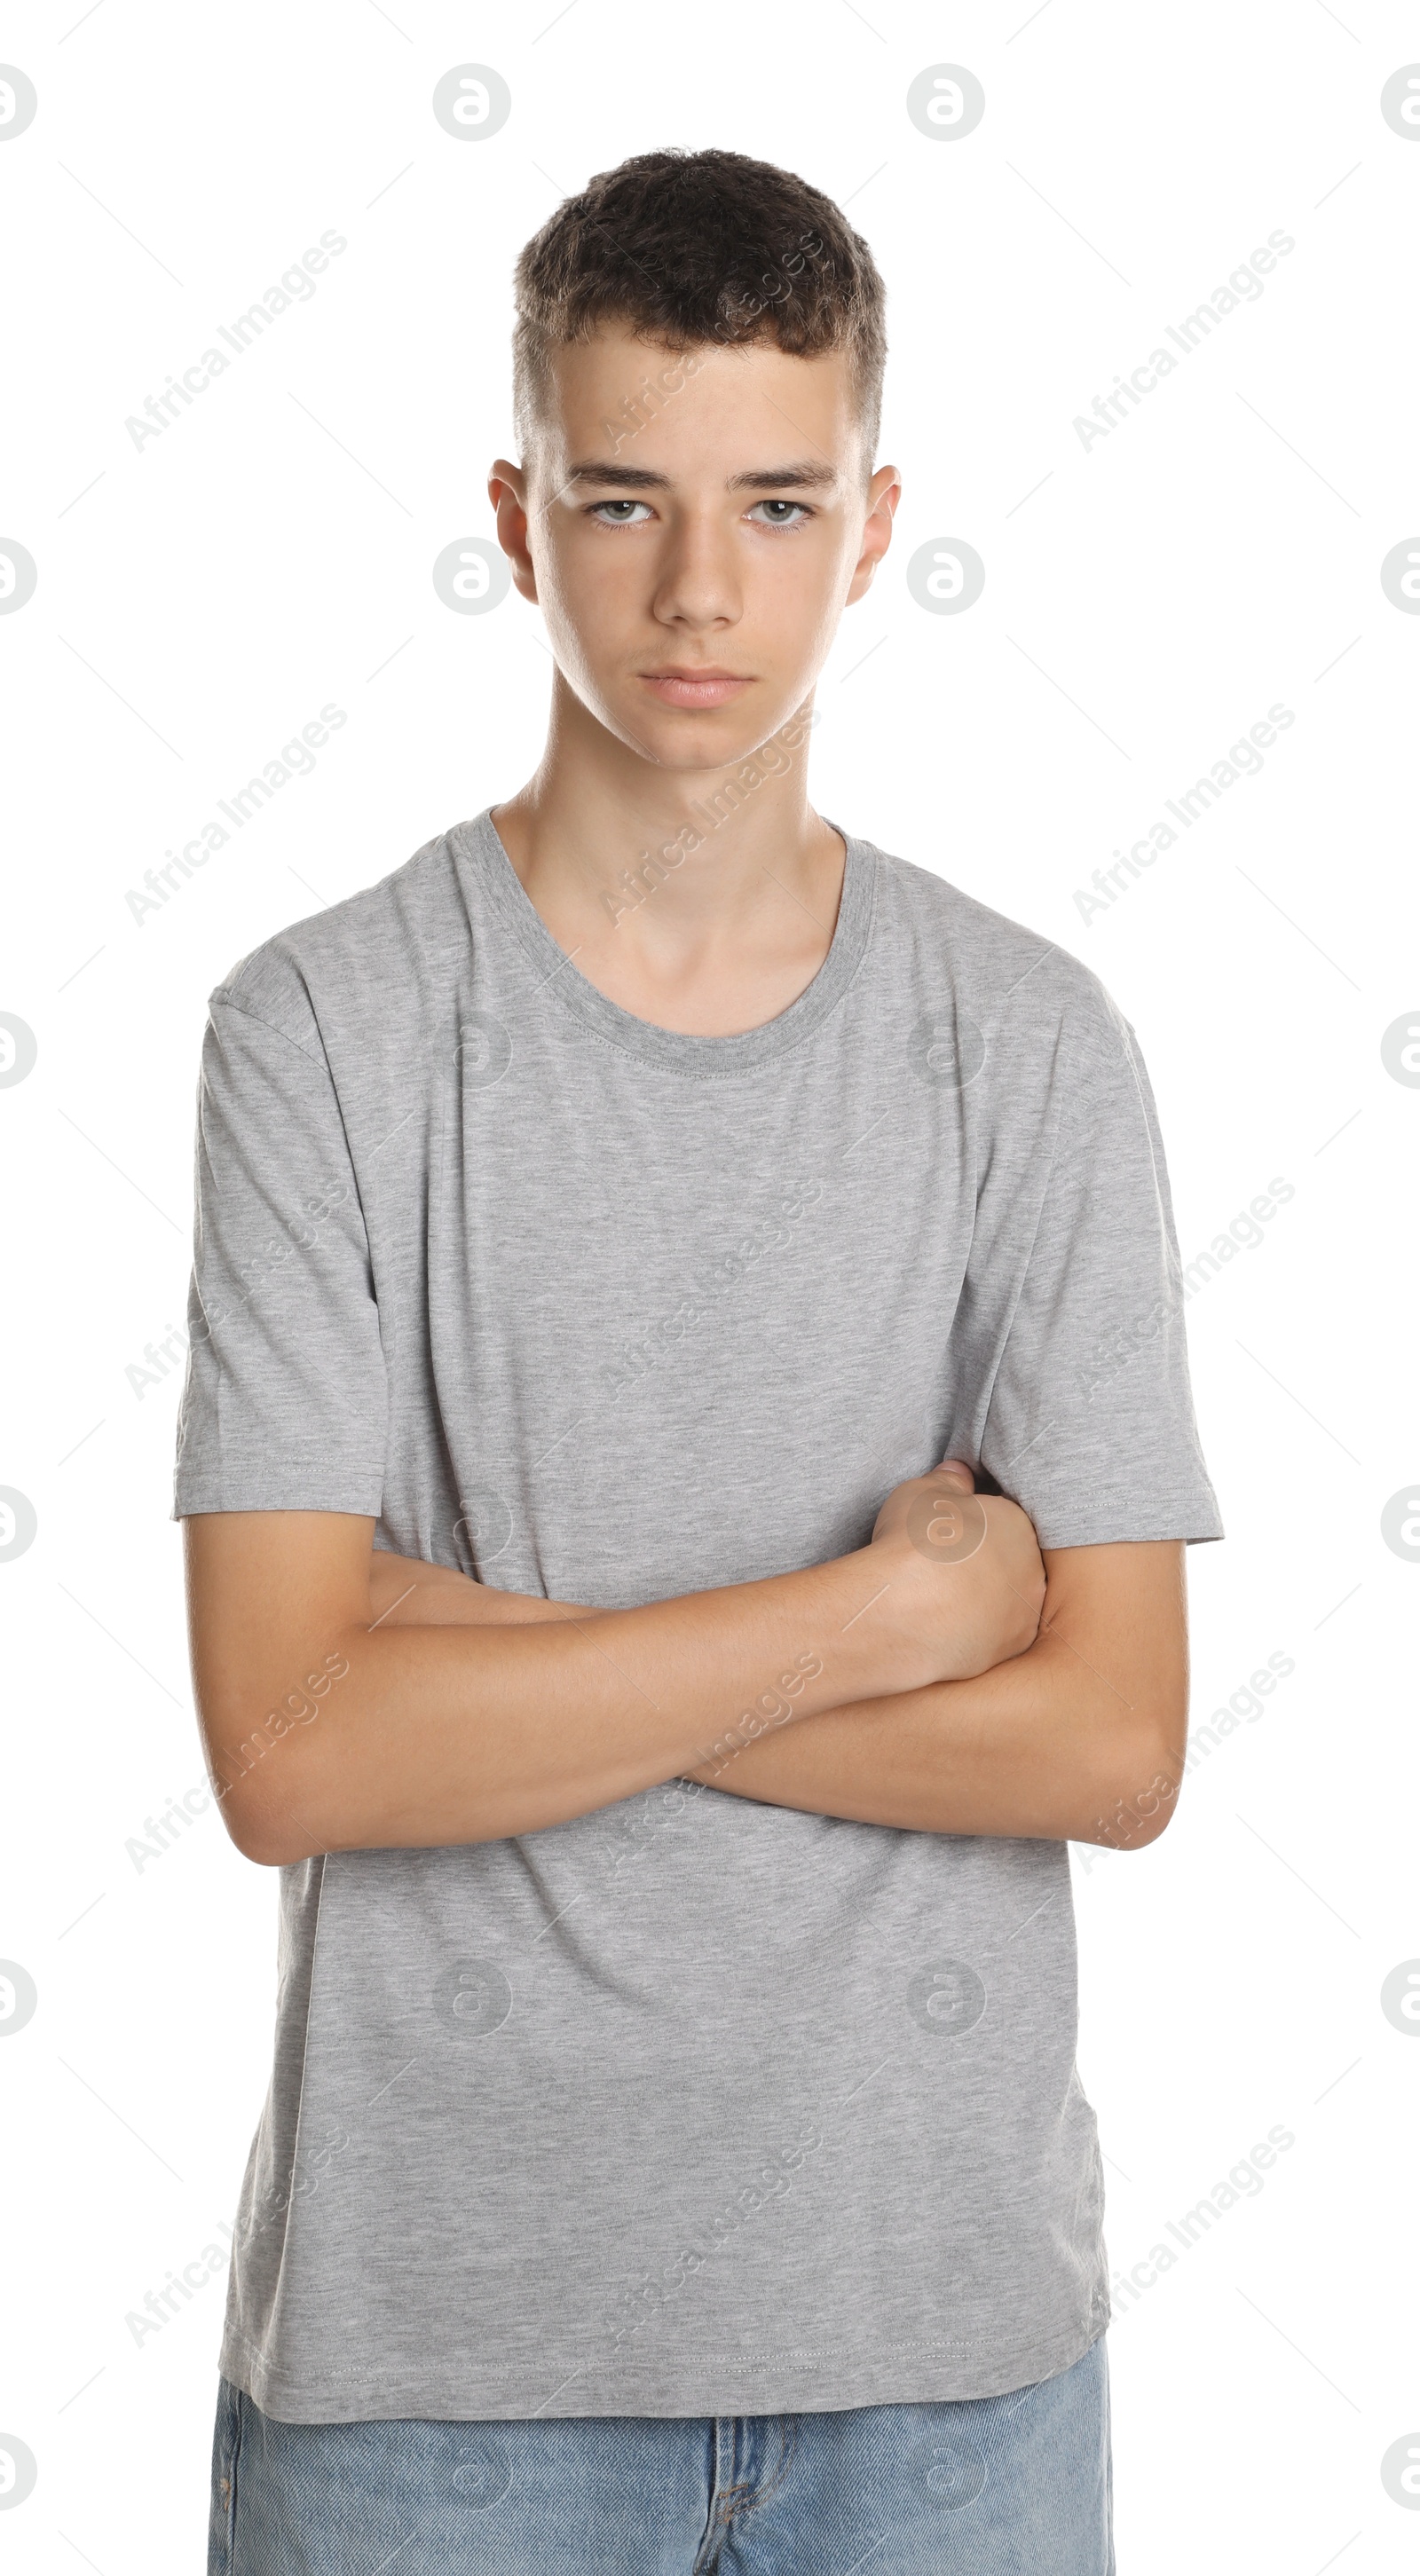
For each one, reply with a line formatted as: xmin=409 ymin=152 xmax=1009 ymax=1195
xmin=537 ymin=324 xmax=860 ymax=477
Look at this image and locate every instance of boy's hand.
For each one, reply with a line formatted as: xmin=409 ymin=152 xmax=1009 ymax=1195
xmin=867 ymin=1460 xmax=1045 ymax=1685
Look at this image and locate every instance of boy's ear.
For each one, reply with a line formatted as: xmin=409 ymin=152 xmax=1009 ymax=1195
xmin=847 ymin=465 xmax=901 ymax=605
xmin=487 ymin=459 xmax=540 ymax=606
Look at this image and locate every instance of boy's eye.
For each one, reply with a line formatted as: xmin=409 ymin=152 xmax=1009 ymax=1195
xmin=747 ymin=499 xmax=811 ymax=528
xmin=584 ymin=495 xmax=812 ymax=528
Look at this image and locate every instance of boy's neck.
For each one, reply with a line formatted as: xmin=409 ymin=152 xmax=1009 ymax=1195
xmin=490 ymin=673 xmax=848 ymax=1038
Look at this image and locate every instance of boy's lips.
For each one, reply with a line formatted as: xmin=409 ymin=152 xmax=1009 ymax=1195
xmin=635 ymin=668 xmax=754 ymax=709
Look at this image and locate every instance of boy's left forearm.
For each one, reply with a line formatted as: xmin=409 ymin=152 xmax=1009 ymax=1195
xmin=682 ymin=1617 xmax=1180 ymax=1845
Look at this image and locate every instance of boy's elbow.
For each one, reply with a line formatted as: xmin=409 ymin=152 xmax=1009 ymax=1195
xmin=208 ymin=1758 xmax=327 ymax=1867
xmin=217 ymin=1784 xmax=324 ymax=1868
xmin=200 ymin=1690 xmax=347 ymax=1868
xmin=1086 ymin=1724 xmax=1185 ymax=1853
xmin=193 ymin=1635 xmax=361 ymax=1866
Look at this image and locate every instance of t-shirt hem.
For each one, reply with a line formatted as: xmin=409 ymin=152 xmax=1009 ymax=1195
xmin=218 ymin=2302 xmax=1111 ymax=2422
xmin=171 ymin=1476 xmax=386 ymax=1521
xmin=1030 ymin=1509 xmax=1225 ymax=1549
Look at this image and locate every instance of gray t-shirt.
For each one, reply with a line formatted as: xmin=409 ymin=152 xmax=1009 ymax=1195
xmin=174 ymin=810 xmax=1221 ymax=2424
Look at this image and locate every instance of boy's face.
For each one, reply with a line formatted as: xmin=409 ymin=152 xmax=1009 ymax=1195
xmin=490 ymin=326 xmax=899 ymax=772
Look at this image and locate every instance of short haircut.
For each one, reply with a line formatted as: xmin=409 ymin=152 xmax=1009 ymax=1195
xmin=513 ymin=147 xmax=888 ymax=461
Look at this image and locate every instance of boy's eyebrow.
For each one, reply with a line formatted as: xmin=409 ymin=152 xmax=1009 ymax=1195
xmin=730 ymin=462 xmax=839 ymax=492
xmin=563 ymin=462 xmax=672 ymax=489
xmin=562 ymin=459 xmax=840 ymax=492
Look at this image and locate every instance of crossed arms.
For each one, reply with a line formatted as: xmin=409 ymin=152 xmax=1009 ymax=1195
xmin=184 ymin=1461 xmax=1189 ymax=1867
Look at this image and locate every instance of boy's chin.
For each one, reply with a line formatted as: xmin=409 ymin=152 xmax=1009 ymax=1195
xmin=603 ymin=695 xmax=799 ymax=776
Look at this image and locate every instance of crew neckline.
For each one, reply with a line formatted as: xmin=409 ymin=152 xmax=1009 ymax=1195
xmin=451 ymin=805 xmax=878 ymax=1077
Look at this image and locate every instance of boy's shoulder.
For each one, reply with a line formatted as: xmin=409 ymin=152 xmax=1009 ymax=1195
xmin=208 ymin=828 xmax=467 ymax=1044
xmin=865 ymin=839 xmax=1132 ymax=1065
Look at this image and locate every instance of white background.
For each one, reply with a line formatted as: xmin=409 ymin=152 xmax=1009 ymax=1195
xmin=2 ymin=1 xmax=1417 ymax=2567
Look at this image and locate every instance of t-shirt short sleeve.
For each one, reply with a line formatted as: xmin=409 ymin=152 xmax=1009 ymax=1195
xmin=979 ymin=1004 xmax=1223 ymax=1551
xmin=172 ymin=959 xmax=388 ymax=1518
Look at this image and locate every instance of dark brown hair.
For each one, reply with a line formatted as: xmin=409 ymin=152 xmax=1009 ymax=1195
xmin=513 ymin=147 xmax=887 ymax=457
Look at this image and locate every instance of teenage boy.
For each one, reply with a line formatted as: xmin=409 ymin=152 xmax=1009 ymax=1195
xmin=178 ymin=148 xmax=1220 ymax=2575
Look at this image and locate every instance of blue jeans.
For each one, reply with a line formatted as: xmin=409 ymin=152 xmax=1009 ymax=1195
xmin=209 ymin=2333 xmax=1113 ymax=2572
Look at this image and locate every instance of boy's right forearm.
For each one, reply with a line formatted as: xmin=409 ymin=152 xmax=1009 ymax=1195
xmin=220 ymin=1546 xmax=910 ymax=1865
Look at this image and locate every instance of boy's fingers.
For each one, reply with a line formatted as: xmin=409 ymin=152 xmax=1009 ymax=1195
xmin=933 ymin=1459 xmax=977 ymax=1493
